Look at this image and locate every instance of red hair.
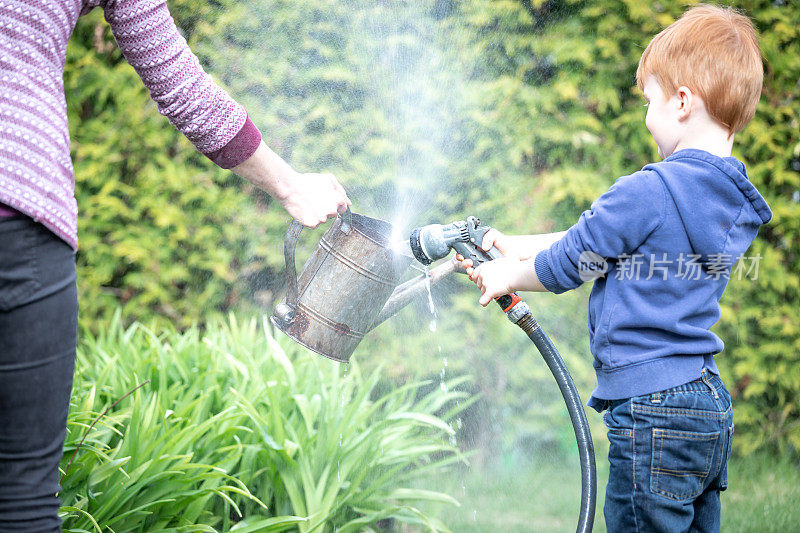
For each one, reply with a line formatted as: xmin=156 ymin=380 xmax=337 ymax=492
xmin=636 ymin=4 xmax=763 ymax=134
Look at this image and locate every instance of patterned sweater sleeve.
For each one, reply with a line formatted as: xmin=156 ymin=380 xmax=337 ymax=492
xmin=85 ymin=0 xmax=261 ymax=168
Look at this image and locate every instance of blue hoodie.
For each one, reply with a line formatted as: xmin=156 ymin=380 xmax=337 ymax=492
xmin=534 ymin=149 xmax=772 ymax=410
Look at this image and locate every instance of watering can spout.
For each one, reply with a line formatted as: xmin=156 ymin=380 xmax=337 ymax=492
xmin=369 ymin=258 xmax=460 ymax=332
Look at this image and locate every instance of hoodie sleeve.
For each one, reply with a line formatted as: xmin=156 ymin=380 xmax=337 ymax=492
xmin=535 ymin=170 xmax=667 ymax=293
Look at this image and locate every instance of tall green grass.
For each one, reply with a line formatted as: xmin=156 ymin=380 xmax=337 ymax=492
xmin=59 ymin=314 xmax=472 ymax=532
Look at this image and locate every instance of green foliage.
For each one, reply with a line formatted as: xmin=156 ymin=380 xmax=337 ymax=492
xmin=66 ymin=0 xmax=799 ymax=460
xmin=60 ymin=315 xmax=468 ymax=531
xmin=418 ymin=451 xmax=800 ymax=533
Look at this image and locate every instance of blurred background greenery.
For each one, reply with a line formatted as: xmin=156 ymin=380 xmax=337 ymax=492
xmin=63 ymin=0 xmax=799 ymax=530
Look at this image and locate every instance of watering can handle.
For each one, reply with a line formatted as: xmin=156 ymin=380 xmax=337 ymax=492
xmin=283 ymin=208 xmax=353 ymax=309
xmin=283 ymin=219 xmax=303 ymax=309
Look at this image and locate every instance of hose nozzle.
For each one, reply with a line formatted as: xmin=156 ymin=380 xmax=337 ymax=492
xmin=408 ymin=216 xmax=489 ymax=265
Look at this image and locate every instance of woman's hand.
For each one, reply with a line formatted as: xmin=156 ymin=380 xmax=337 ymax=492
xmin=232 ymin=141 xmax=351 ymax=227
xmin=279 ymin=171 xmax=350 ymax=227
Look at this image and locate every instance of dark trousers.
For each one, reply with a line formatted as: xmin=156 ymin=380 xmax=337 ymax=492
xmin=0 ymin=216 xmax=77 ymax=532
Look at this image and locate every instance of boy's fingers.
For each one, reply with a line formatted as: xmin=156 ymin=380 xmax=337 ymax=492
xmin=480 ymin=229 xmax=501 ymax=251
xmin=455 ymin=254 xmax=463 ymax=261
xmin=479 ymin=292 xmax=491 ymax=306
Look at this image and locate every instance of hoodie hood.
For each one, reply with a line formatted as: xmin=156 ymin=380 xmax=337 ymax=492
xmin=644 ymin=149 xmax=772 ymax=263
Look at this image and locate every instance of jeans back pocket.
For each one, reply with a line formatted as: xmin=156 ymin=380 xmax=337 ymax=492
xmin=650 ymin=428 xmax=720 ymax=501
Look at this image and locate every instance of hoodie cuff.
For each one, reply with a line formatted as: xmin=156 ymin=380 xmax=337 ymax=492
xmin=204 ymin=115 xmax=262 ymax=169
xmin=534 ymin=250 xmax=565 ymax=294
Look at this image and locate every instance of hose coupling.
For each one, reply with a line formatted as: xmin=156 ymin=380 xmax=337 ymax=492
xmin=506 ymin=300 xmax=532 ymax=323
xmin=515 ymin=312 xmax=540 ymax=336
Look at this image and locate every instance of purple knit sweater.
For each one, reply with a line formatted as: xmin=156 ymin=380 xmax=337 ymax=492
xmin=0 ymin=0 xmax=262 ymax=248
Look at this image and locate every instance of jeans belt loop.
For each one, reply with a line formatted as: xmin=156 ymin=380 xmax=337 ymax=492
xmin=701 ymin=369 xmax=719 ymax=399
xmin=650 ymin=392 xmax=661 ymax=404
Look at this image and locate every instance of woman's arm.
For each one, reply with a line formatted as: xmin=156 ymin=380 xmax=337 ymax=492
xmin=99 ymin=0 xmax=254 ymax=159
xmin=97 ymin=0 xmax=347 ymax=226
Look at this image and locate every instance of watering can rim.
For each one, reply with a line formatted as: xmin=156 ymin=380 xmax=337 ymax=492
xmin=344 ymin=211 xmax=396 ymax=249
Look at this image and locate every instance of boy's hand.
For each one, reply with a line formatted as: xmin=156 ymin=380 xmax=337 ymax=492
xmin=456 ymin=255 xmax=535 ymax=306
xmin=478 ymin=229 xmax=532 ymax=260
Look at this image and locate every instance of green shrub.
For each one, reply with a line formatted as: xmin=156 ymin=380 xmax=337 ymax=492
xmin=60 ymin=314 xmax=470 ymax=531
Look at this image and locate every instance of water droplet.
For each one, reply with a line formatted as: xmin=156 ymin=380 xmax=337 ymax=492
xmin=429 ymin=319 xmax=437 ymax=332
xmin=473 ymin=509 xmax=477 ymax=521
xmin=457 ymin=417 xmax=462 ymax=429
xmin=440 ymin=381 xmax=448 ymax=392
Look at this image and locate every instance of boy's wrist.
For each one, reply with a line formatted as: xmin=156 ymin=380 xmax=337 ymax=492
xmin=511 ymin=257 xmax=537 ymax=291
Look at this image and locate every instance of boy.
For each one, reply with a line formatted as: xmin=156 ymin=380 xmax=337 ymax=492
xmin=458 ymin=5 xmax=771 ymax=532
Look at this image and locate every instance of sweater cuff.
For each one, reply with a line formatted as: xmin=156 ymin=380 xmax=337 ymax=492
xmin=204 ymin=115 xmax=262 ymax=169
xmin=534 ymin=250 xmax=564 ymax=294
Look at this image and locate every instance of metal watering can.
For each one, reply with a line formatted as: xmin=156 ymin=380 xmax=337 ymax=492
xmin=271 ymin=209 xmax=457 ymax=363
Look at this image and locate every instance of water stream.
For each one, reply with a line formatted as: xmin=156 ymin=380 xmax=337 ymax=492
xmin=423 ymin=266 xmax=461 ymax=452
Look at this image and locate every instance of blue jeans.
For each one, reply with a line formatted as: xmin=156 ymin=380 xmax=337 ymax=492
xmin=602 ymin=370 xmax=733 ymax=533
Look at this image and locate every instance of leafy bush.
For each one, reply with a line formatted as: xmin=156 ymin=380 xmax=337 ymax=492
xmin=59 ymin=315 xmax=469 ymax=531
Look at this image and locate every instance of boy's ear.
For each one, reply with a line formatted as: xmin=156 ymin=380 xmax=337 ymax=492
xmin=676 ymin=86 xmax=693 ymax=120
